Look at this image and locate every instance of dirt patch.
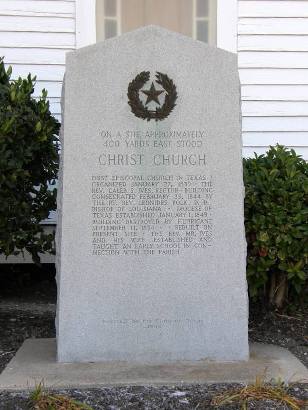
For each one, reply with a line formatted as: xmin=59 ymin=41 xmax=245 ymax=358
xmin=0 ymin=306 xmax=56 ymax=374
xmin=249 ymin=303 xmax=307 ymax=368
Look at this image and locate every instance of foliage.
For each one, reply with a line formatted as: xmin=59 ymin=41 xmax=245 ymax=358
xmin=212 ymin=374 xmax=307 ymax=409
xmin=30 ymin=383 xmax=93 ymax=410
xmin=0 ymin=58 xmax=59 ymax=263
xmin=244 ymin=145 xmax=308 ymax=308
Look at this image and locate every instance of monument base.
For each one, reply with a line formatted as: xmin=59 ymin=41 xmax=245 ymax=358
xmin=0 ymin=339 xmax=307 ymax=390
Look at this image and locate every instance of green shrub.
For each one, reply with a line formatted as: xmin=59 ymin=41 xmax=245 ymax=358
xmin=0 ymin=58 xmax=60 ymax=263
xmin=244 ymin=145 xmax=308 ymax=308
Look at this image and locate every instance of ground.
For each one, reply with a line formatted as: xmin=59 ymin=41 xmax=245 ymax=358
xmin=0 ymin=266 xmax=307 ymax=409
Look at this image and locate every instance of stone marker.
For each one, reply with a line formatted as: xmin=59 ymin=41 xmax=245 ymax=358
xmin=56 ymin=25 xmax=249 ymax=363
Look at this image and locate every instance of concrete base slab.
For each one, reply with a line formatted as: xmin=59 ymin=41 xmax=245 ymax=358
xmin=0 ymin=339 xmax=307 ymax=391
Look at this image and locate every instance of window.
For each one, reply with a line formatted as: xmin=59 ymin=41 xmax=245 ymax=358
xmin=193 ymin=0 xmax=216 ymax=44
xmin=96 ymin=0 xmax=217 ymax=45
xmin=76 ymin=0 xmax=237 ymax=53
xmin=96 ymin=0 xmax=121 ymax=41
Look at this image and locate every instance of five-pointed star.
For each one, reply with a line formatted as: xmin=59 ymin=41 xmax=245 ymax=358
xmin=142 ymin=82 xmax=164 ymax=105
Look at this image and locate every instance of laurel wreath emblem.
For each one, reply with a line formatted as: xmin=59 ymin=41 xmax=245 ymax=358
xmin=127 ymin=71 xmax=177 ymax=121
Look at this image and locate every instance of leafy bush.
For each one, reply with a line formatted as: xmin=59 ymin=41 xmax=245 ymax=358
xmin=244 ymin=145 xmax=308 ymax=308
xmin=0 ymin=58 xmax=59 ymax=263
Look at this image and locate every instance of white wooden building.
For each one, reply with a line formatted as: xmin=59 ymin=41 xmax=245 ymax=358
xmin=1 ymin=0 xmax=307 ymax=159
xmin=0 ymin=0 xmax=307 ymax=262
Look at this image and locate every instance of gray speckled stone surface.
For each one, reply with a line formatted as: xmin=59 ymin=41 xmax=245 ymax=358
xmin=1 ymin=340 xmax=308 ymax=390
xmin=56 ymin=26 xmax=248 ymax=363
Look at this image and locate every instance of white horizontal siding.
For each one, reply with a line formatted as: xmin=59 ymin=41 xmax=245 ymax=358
xmin=238 ymin=18 xmax=308 ymax=35
xmin=34 ymin=81 xmax=62 ymax=97
xmin=239 ymin=52 xmax=308 ymax=69
xmin=0 ymin=0 xmax=74 ymax=16
xmin=8 ymin=64 xmax=65 ymax=81
xmin=242 ymin=101 xmax=308 ymax=117
xmin=239 ymin=0 xmax=308 ymax=159
xmin=239 ymin=69 xmax=308 ymax=85
xmin=242 ymin=117 xmax=308 ymax=132
xmin=238 ymin=35 xmax=308 ymax=52
xmin=243 ymin=132 xmax=308 ymax=147
xmin=239 ymin=1 xmax=308 ymax=18
xmin=1 ymin=47 xmax=71 ymax=65
xmin=1 ymin=31 xmax=75 ymax=48
xmin=0 ymin=16 xmax=74 ymax=32
xmin=242 ymin=85 xmax=308 ymax=101
xmin=0 ymin=0 xmax=75 ymax=122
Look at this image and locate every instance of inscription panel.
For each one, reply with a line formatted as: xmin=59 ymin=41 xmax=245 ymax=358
xmin=91 ymin=128 xmax=214 ymax=257
xmin=91 ymin=173 xmax=214 ymax=256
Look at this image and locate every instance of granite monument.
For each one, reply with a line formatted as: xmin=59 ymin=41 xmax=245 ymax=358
xmin=56 ymin=26 xmax=249 ymax=362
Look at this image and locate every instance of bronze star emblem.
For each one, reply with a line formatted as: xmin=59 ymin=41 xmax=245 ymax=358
xmin=128 ymin=71 xmax=177 ymax=121
xmin=141 ymin=82 xmax=164 ymax=105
